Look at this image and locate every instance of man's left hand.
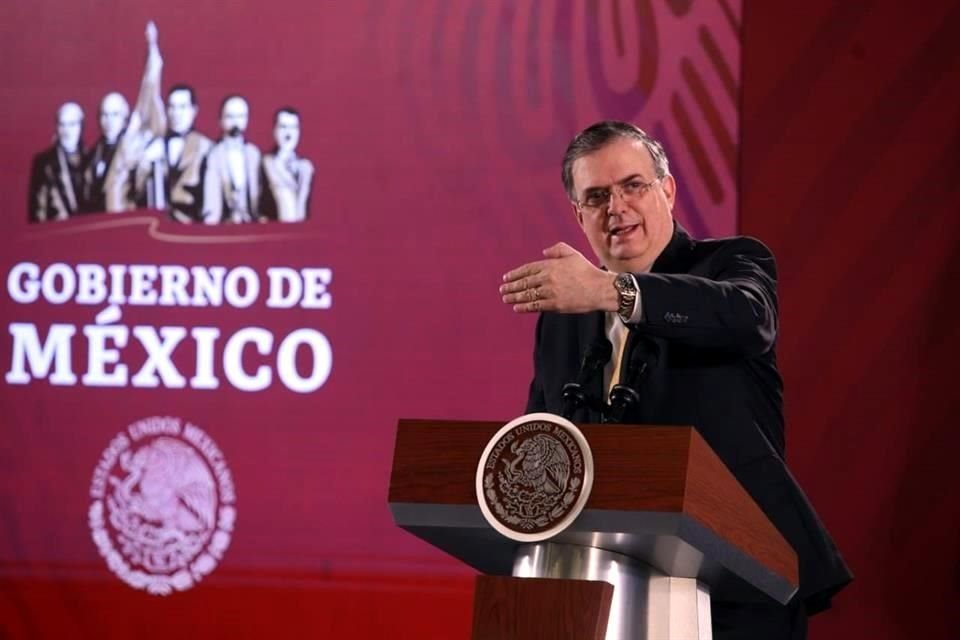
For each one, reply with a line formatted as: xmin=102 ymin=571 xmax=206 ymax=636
xmin=500 ymin=243 xmax=618 ymax=313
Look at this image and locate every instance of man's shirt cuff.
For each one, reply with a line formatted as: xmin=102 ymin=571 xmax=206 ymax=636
xmin=623 ymin=273 xmax=643 ymax=324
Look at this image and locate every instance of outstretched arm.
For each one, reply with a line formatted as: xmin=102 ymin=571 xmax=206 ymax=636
xmin=632 ymin=240 xmax=778 ymax=355
xmin=297 ymin=160 xmax=314 ymax=220
xmin=107 ymin=22 xmax=166 ymax=212
xmin=501 ymin=238 xmax=778 ymax=356
xmin=131 ymin=21 xmax=166 ymax=138
xmin=501 ymin=243 xmax=618 ymax=315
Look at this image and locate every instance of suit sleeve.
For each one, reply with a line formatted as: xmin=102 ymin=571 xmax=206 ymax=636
xmin=634 ymin=238 xmax=778 ymax=356
xmin=524 ymin=313 xmax=547 ymax=413
xmin=202 ymin=150 xmax=221 ymax=223
xmin=27 ymin=154 xmax=46 ymax=223
xmin=133 ymin=38 xmax=166 ymax=138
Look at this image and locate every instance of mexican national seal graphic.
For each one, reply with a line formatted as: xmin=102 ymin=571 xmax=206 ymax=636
xmin=88 ymin=416 xmax=236 ymax=595
xmin=476 ymin=412 xmax=593 ymax=542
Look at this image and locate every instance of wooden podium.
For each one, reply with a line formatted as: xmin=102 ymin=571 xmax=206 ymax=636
xmin=389 ymin=419 xmax=798 ymax=640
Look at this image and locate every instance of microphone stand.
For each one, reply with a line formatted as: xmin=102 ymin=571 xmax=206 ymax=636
xmin=607 ymin=337 xmax=658 ymax=424
xmin=560 ymin=339 xmax=612 ymax=420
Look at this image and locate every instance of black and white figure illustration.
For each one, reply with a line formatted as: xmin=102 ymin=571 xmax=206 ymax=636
xmin=27 ymin=20 xmax=313 ymax=226
xmin=107 ymin=23 xmax=212 ymax=222
xmin=107 ymin=20 xmax=212 ymax=222
xmin=28 ymin=102 xmax=85 ymax=222
xmin=260 ymin=108 xmax=314 ymax=223
xmin=203 ymin=96 xmax=261 ymax=224
xmin=131 ymin=83 xmax=212 ymax=223
xmin=82 ymin=92 xmax=130 ymax=213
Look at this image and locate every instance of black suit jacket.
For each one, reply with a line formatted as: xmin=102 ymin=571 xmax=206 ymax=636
xmin=27 ymin=145 xmax=83 ymax=222
xmin=82 ymin=137 xmax=119 ymax=213
xmin=526 ymin=224 xmax=852 ymax=613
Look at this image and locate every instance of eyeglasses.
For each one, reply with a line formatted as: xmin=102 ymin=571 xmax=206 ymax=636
xmin=575 ymin=176 xmax=661 ymax=215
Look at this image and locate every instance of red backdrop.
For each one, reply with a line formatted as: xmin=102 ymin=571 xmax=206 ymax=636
xmin=742 ymin=2 xmax=960 ymax=638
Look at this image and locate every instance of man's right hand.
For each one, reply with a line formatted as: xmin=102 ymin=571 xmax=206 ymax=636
xmin=145 ymin=21 xmax=163 ymax=77
xmin=145 ymin=21 xmax=158 ymax=46
xmin=500 ymin=243 xmax=619 ymax=314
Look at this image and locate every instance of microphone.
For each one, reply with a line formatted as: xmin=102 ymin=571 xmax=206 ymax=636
xmin=561 ymin=338 xmax=613 ymax=419
xmin=608 ymin=337 xmax=659 ymax=423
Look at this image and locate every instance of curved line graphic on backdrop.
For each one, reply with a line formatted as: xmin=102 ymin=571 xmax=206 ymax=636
xmin=21 ymin=214 xmax=310 ymax=245
xmin=371 ymin=0 xmax=740 ymax=237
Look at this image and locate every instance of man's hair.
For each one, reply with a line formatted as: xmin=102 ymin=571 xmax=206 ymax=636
xmin=561 ymin=120 xmax=670 ymax=200
xmin=99 ymin=92 xmax=130 ymax=118
xmin=274 ymin=106 xmax=300 ymax=125
xmin=219 ymin=94 xmax=248 ymax=115
xmin=167 ymin=84 xmax=198 ymax=106
xmin=56 ymin=101 xmax=84 ymax=123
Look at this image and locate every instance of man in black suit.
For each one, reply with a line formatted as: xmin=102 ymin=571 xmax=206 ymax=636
xmin=500 ymin=121 xmax=851 ymax=639
xmin=82 ymin=92 xmax=129 ymax=213
xmin=27 ymin=102 xmax=85 ymax=223
xmin=105 ymin=22 xmax=210 ymax=222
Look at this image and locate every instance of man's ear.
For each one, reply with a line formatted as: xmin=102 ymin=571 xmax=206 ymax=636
xmin=571 ymin=202 xmax=584 ymax=228
xmin=661 ymin=174 xmax=677 ymax=209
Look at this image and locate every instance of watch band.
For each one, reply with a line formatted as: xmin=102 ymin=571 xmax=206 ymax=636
xmin=613 ymin=273 xmax=638 ymax=323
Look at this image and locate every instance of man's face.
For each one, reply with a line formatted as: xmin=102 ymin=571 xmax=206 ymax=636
xmin=56 ymin=102 xmax=83 ymax=153
xmin=570 ymin=137 xmax=676 ymax=274
xmin=220 ymin=97 xmax=249 ymax=138
xmin=167 ymin=89 xmax=197 ymax=135
xmin=274 ymin=112 xmax=300 ymax=153
xmin=99 ymin=92 xmax=129 ymax=143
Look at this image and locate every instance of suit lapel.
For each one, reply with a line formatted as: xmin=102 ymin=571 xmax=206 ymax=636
xmin=55 ymin=147 xmax=77 ymax=213
xmin=618 ymin=221 xmax=695 ymax=422
xmin=245 ymin=144 xmax=259 ymax=208
xmin=179 ymin=133 xmax=201 ymax=172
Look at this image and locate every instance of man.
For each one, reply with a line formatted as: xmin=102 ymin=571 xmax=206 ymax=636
xmin=88 ymin=23 xmax=167 ymax=213
xmin=105 ymin=23 xmax=210 ymax=222
xmin=500 ymin=121 xmax=851 ymax=638
xmin=115 ymin=84 xmax=211 ymax=222
xmin=202 ymin=95 xmax=261 ymax=224
xmin=27 ymin=102 xmax=85 ymax=222
xmin=82 ymin=92 xmax=129 ymax=212
xmin=259 ymin=107 xmax=313 ymax=222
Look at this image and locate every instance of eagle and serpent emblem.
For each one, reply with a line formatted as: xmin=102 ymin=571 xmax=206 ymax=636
xmin=478 ymin=415 xmax=592 ymax=538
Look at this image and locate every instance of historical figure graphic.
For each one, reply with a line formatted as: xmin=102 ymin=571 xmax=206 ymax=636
xmin=27 ymin=102 xmax=85 ymax=222
xmin=27 ymin=20 xmax=312 ymax=228
xmin=202 ymin=96 xmax=261 ymax=224
xmin=260 ymin=107 xmax=314 ymax=223
xmin=106 ymin=23 xmax=212 ymax=222
xmin=82 ymin=92 xmax=130 ymax=213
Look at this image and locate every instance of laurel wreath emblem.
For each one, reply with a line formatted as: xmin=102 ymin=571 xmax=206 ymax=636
xmin=483 ymin=432 xmax=582 ymax=531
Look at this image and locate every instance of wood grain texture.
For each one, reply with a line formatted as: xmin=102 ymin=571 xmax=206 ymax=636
xmin=389 ymin=419 xmax=691 ymax=510
xmin=388 ymin=419 xmax=499 ymax=504
xmin=684 ymin=430 xmax=798 ymax=585
xmin=390 ymin=419 xmax=797 ymax=589
xmin=471 ymin=576 xmax=613 ymax=640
